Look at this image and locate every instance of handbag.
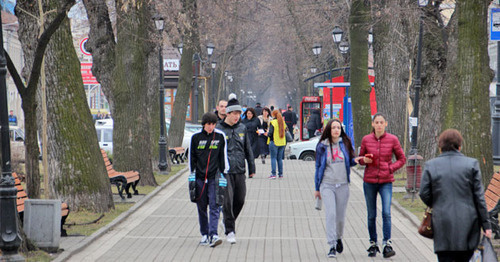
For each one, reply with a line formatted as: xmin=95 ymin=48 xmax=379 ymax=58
xmin=418 ymin=207 xmax=433 ymax=239
xmin=285 ymin=130 xmax=293 ymax=142
xmin=469 ymin=236 xmax=498 ymax=262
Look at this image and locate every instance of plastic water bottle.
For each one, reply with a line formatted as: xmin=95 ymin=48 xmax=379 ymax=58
xmin=315 ymin=196 xmax=322 ymax=210
xmin=188 ymin=173 xmax=196 ymax=202
xmin=216 ymin=173 xmax=227 ymax=206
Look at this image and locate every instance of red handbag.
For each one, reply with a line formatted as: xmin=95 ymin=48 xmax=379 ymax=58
xmin=418 ymin=207 xmax=433 ymax=239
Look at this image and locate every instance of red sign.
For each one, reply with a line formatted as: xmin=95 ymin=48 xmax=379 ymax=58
xmin=302 ymin=96 xmax=321 ymax=102
xmin=81 ymin=63 xmax=99 ymax=85
xmin=80 ymin=38 xmax=91 ymax=56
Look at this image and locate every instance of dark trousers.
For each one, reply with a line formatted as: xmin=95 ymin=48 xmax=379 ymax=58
xmin=308 ymin=129 xmax=316 ymax=139
xmin=223 ymin=173 xmax=246 ymax=235
xmin=196 ymin=178 xmax=220 ymax=237
xmin=436 ymin=250 xmax=474 ymax=262
xmin=286 ymin=123 xmax=294 ymax=139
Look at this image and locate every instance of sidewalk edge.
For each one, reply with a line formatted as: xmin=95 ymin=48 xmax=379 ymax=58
xmin=351 ymin=168 xmax=421 ymax=228
xmin=53 ymin=166 xmax=189 ymax=262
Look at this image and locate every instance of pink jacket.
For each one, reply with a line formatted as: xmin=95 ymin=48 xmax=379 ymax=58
xmin=359 ymin=132 xmax=406 ymax=184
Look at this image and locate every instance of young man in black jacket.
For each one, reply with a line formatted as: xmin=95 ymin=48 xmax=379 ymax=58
xmin=216 ymin=94 xmax=256 ymax=244
xmin=189 ymin=112 xmax=228 ymax=248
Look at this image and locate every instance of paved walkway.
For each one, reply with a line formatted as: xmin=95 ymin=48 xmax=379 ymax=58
xmin=60 ymin=160 xmax=435 ymax=261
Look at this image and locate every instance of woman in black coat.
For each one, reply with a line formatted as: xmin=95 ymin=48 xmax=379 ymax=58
xmin=242 ymin=108 xmax=261 ymax=160
xmin=306 ymin=109 xmax=322 ymax=139
xmin=419 ymin=129 xmax=491 ymax=262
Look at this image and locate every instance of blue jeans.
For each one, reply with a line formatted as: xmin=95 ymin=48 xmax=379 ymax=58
xmin=269 ymin=141 xmax=285 ymax=176
xmin=363 ymin=182 xmax=392 ymax=243
xmin=196 ymin=178 xmax=220 ymax=237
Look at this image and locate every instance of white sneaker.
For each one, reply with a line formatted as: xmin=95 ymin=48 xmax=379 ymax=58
xmin=227 ymin=231 xmax=236 ymax=244
xmin=199 ymin=235 xmax=209 ymax=246
xmin=210 ymin=235 xmax=223 ymax=247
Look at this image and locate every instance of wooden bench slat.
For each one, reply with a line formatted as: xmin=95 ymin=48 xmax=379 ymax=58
xmin=101 ymin=149 xmax=140 ymax=199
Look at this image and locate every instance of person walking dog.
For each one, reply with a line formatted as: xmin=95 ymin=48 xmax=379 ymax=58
xmin=189 ymin=112 xmax=228 ymax=247
xmin=314 ymin=119 xmax=357 ymax=258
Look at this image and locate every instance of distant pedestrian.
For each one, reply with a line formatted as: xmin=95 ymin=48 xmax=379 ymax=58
xmin=356 ymin=112 xmax=406 ymax=258
xmin=267 ymin=110 xmax=287 ymax=179
xmin=215 ymin=100 xmax=228 ymax=122
xmin=257 ymin=107 xmax=272 ymax=164
xmin=189 ymin=112 xmax=228 ymax=248
xmin=420 ymin=129 xmax=491 ymax=262
xmin=314 ymin=119 xmax=357 ymax=258
xmin=8 ymin=110 xmax=17 ymax=126
xmin=254 ymin=102 xmax=263 ymax=116
xmin=242 ymin=108 xmax=261 ymax=162
xmin=306 ymin=109 xmax=322 ymax=139
xmin=282 ymin=105 xmax=298 ymax=140
xmin=216 ymin=94 xmax=255 ymax=244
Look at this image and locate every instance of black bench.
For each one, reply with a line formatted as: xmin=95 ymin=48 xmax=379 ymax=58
xmin=169 ymin=147 xmax=186 ymax=164
xmin=101 ymin=149 xmax=140 ymax=199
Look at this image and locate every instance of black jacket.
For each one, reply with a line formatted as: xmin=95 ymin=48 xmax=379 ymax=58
xmin=189 ymin=129 xmax=228 ymax=180
xmin=216 ymin=120 xmax=256 ymax=175
xmin=420 ymin=150 xmax=491 ymax=252
xmin=306 ymin=110 xmax=322 ymax=131
xmin=282 ymin=110 xmax=297 ymax=126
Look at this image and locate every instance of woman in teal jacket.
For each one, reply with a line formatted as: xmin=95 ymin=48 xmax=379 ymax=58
xmin=314 ymin=119 xmax=356 ymax=258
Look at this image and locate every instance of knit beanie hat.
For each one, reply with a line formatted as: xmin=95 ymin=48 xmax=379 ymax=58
xmin=226 ymin=93 xmax=242 ymax=113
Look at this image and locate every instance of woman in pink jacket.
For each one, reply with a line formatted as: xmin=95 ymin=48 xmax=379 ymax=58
xmin=356 ymin=112 xmax=406 ymax=258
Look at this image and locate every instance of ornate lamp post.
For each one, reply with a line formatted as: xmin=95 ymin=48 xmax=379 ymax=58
xmin=153 ymin=15 xmax=168 ymax=173
xmin=210 ymin=60 xmax=217 ymax=110
xmin=405 ymin=0 xmax=428 ymax=199
xmin=0 ymin=10 xmax=23 ymax=261
xmin=331 ymin=26 xmax=343 ymax=44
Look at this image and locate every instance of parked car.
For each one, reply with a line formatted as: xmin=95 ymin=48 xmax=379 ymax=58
xmin=9 ymin=126 xmax=26 ymax=163
xmin=287 ymin=136 xmax=320 ymax=161
xmin=95 ymin=119 xmax=195 ymax=154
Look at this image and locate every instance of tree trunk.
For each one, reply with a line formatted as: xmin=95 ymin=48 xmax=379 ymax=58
xmin=441 ymin=0 xmax=494 ymax=184
xmin=112 ymin=1 xmax=157 ymax=186
xmin=22 ymin=96 xmax=41 ymax=198
xmin=83 ymin=0 xmax=158 ymax=185
xmin=42 ymin=1 xmax=113 ymax=211
xmin=373 ymin=0 xmax=417 ymax=150
xmin=415 ymin=5 xmax=449 ymax=163
xmin=168 ymin=0 xmax=199 ymax=147
xmin=349 ymin=0 xmax=371 ymax=148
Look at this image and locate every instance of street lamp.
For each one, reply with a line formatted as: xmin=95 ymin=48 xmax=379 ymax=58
xmin=406 ymin=0 xmax=427 ymax=199
xmin=331 ymin=26 xmax=343 ymax=44
xmin=339 ymin=41 xmax=350 ymax=54
xmin=0 ymin=10 xmax=23 ymax=261
xmin=312 ymin=43 xmax=322 ymax=56
xmin=177 ymin=42 xmax=183 ymax=55
xmin=192 ymin=43 xmax=216 ymax=123
xmin=153 ymin=14 xmax=168 ymax=172
xmin=368 ymin=28 xmax=373 ymax=45
xmin=210 ymin=60 xmax=217 ymax=110
xmin=207 ymin=43 xmax=215 ymax=58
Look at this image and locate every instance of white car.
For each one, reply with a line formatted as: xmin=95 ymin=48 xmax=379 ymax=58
xmin=287 ymin=136 xmax=320 ymax=161
xmin=95 ymin=119 xmax=194 ymax=154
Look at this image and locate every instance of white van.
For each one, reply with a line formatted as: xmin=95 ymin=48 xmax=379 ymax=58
xmin=95 ymin=119 xmax=113 ymax=154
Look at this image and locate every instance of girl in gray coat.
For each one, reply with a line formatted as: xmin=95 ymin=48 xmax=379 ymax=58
xmin=419 ymin=129 xmax=491 ymax=262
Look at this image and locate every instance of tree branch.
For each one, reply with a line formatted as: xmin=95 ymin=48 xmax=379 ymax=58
xmin=4 ymin=49 xmax=26 ymax=97
xmin=26 ymin=0 xmax=75 ymax=91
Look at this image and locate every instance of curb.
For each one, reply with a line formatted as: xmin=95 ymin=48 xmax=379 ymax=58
xmin=351 ymin=168 xmax=421 ymax=228
xmin=54 ymin=166 xmax=189 ymax=262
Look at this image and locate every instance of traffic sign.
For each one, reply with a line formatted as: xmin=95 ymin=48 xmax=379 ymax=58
xmin=491 ymin=9 xmax=500 ymax=40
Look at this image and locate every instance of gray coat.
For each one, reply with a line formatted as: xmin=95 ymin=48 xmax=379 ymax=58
xmin=419 ymin=150 xmax=491 ymax=253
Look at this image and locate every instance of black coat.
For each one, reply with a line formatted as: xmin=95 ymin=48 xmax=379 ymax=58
xmin=216 ymin=120 xmax=256 ymax=175
xmin=242 ymin=117 xmax=261 ymax=158
xmin=419 ymin=150 xmax=491 ymax=252
xmin=306 ymin=110 xmax=322 ymax=131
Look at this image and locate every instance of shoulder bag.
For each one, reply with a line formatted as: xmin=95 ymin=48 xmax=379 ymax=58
xmin=418 ymin=207 xmax=433 ymax=239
